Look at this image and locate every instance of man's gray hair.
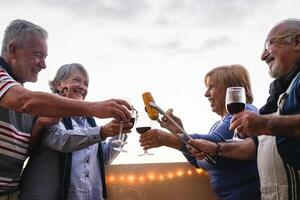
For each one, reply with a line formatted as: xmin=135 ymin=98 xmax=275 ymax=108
xmin=49 ymin=63 xmax=89 ymax=94
xmin=1 ymin=19 xmax=48 ymax=57
xmin=276 ymin=18 xmax=300 ymax=34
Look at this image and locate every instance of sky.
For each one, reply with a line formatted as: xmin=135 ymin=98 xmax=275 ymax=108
xmin=0 ymin=0 xmax=299 ymax=164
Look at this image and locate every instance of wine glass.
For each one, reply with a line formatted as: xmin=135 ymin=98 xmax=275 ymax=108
xmin=112 ymin=101 xmax=136 ymax=152
xmin=136 ymin=111 xmax=154 ymax=156
xmin=226 ymin=87 xmax=246 ymax=141
xmin=112 ymin=121 xmax=128 ymax=152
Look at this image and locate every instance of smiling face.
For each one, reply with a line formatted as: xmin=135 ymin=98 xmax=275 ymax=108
xmin=204 ymin=76 xmax=227 ymax=117
xmin=261 ymin=23 xmax=300 ymax=79
xmin=9 ymin=34 xmax=47 ymax=83
xmin=57 ymin=69 xmax=89 ymax=100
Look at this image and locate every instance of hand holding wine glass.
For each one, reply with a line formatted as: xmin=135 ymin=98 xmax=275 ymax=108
xmin=112 ymin=99 xmax=136 ymax=152
xmin=136 ymin=111 xmax=154 ymax=156
xmin=226 ymin=87 xmax=246 ymax=141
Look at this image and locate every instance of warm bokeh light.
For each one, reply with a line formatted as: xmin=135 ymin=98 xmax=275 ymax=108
xmin=109 ymin=176 xmax=115 ymax=182
xmin=176 ymin=170 xmax=183 ymax=177
xmin=159 ymin=175 xmax=164 ymax=181
xmin=148 ymin=173 xmax=155 ymax=180
xmin=196 ymin=168 xmax=203 ymax=174
xmin=138 ymin=176 xmax=145 ymax=182
xmin=167 ymin=173 xmax=174 ymax=179
xmin=128 ymin=175 xmax=135 ymax=183
xmin=107 ymin=168 xmax=207 ymax=184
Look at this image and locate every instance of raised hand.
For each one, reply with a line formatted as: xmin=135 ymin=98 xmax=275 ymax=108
xmin=230 ymin=110 xmax=266 ymax=137
xmin=92 ymin=98 xmax=132 ymax=121
xmin=161 ymin=109 xmax=184 ymax=133
xmin=139 ymin=129 xmax=169 ymax=150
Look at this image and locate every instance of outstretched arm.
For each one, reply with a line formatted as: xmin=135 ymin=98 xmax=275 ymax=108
xmin=231 ymin=110 xmax=300 ymax=138
xmin=188 ymin=137 xmax=257 ymax=160
xmin=43 ymin=119 xmax=133 ymax=153
xmin=139 ymin=129 xmax=182 ymax=150
xmin=0 ymin=85 xmax=131 ymax=121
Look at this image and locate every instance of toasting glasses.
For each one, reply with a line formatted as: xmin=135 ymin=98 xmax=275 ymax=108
xmin=112 ymin=106 xmax=137 ymax=152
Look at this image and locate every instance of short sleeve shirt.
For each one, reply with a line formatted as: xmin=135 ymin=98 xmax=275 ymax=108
xmin=0 ymin=65 xmax=34 ymax=194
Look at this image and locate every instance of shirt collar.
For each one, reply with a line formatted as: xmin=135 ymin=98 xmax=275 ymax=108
xmin=0 ymin=57 xmax=20 ymax=82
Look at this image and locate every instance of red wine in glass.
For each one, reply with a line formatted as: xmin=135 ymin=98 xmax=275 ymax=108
xmin=226 ymin=87 xmax=246 ymax=141
xmin=136 ymin=127 xmax=151 ymax=134
xmin=136 ymin=112 xmax=153 ymax=156
xmin=226 ymin=102 xmax=245 ymax=114
xmin=136 ymin=126 xmax=153 ymax=156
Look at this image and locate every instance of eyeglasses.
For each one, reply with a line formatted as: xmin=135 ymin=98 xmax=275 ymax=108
xmin=264 ymin=32 xmax=297 ymax=51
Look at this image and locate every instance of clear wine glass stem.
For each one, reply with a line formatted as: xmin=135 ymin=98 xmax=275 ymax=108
xmin=139 ymin=143 xmax=153 ymax=156
xmin=233 ymin=129 xmax=238 ymax=141
xmin=119 ymin=121 xmax=123 ymax=136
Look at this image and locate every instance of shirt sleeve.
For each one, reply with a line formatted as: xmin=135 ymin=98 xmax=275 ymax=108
xmin=0 ymin=69 xmax=21 ymax=99
xmin=42 ymin=121 xmax=103 ymax=152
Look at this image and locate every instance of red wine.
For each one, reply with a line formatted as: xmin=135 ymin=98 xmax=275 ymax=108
xmin=136 ymin=127 xmax=151 ymax=134
xmin=226 ymin=102 xmax=245 ymax=114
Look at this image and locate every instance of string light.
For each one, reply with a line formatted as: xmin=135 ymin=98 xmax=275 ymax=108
xmin=107 ymin=168 xmax=208 ymax=184
xmin=176 ymin=170 xmax=183 ymax=177
xmin=109 ymin=176 xmax=115 ymax=182
xmin=167 ymin=172 xmax=174 ymax=179
xmin=159 ymin=175 xmax=164 ymax=181
xmin=128 ymin=175 xmax=135 ymax=182
xmin=196 ymin=168 xmax=204 ymax=174
xmin=138 ymin=176 xmax=145 ymax=182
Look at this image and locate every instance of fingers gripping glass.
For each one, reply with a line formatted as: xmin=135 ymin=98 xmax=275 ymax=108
xmin=226 ymin=87 xmax=246 ymax=141
xmin=112 ymin=109 xmax=136 ymax=152
xmin=136 ymin=112 xmax=154 ymax=156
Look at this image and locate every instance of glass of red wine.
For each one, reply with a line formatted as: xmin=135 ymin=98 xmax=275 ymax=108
xmin=136 ymin=111 xmax=154 ymax=156
xmin=226 ymin=87 xmax=246 ymax=141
